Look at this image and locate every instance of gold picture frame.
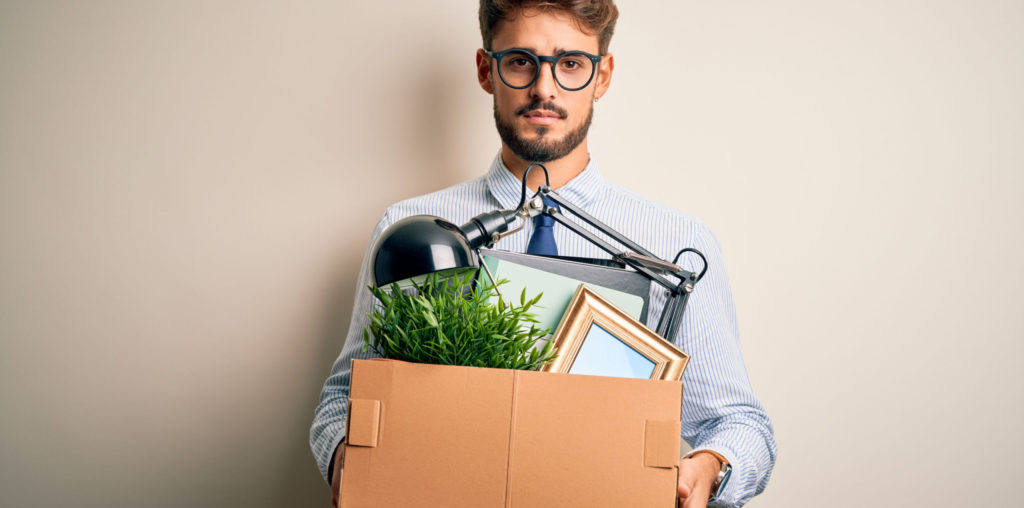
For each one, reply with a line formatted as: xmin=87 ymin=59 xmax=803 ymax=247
xmin=542 ymin=284 xmax=690 ymax=381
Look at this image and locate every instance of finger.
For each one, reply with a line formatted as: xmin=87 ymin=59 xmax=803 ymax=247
xmin=682 ymin=481 xmax=711 ymax=508
xmin=677 ymin=458 xmax=697 ymax=501
xmin=677 ymin=475 xmax=692 ymax=500
xmin=331 ymin=441 xmax=346 ymax=507
xmin=332 ymin=470 xmax=344 ymax=508
xmin=331 ymin=468 xmax=343 ymax=507
xmin=677 ymin=457 xmax=710 ymax=507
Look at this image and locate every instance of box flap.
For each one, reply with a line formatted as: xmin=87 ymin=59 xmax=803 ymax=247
xmin=347 ymin=399 xmax=381 ymax=448
xmin=341 ymin=359 xmax=515 ymax=508
xmin=644 ymin=420 xmax=681 ymax=469
xmin=507 ymin=371 xmax=683 ymax=507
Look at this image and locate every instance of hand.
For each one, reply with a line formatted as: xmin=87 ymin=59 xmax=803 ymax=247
xmin=677 ymin=452 xmax=721 ymax=508
xmin=330 ymin=440 xmax=346 ymax=508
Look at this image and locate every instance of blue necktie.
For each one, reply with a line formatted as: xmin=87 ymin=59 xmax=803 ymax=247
xmin=526 ymin=196 xmax=559 ymax=256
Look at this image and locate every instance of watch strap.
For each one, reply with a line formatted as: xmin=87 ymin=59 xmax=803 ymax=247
xmin=684 ymin=448 xmax=729 ymax=466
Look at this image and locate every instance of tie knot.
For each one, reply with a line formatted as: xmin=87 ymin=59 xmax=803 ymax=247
xmin=526 ymin=195 xmax=559 ymax=257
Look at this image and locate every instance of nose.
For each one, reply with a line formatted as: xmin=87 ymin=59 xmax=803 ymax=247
xmin=529 ymin=61 xmax=559 ymax=101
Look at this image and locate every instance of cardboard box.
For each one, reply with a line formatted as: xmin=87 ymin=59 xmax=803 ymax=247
xmin=341 ymin=359 xmax=682 ymax=507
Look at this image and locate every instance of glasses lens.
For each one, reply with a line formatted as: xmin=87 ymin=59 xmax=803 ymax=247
xmin=498 ymin=50 xmax=537 ymax=88
xmin=553 ymin=53 xmax=595 ymax=90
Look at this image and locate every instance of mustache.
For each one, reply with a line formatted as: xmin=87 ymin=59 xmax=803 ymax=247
xmin=515 ymin=100 xmax=568 ymax=119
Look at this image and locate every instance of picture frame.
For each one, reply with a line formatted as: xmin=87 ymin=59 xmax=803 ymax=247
xmin=542 ymin=284 xmax=690 ymax=381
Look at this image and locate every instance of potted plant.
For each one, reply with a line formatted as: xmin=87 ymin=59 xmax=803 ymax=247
xmin=363 ymin=271 xmax=556 ymax=370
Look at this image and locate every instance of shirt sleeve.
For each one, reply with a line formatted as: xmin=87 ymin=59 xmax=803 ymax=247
xmin=309 ymin=211 xmax=392 ymax=484
xmin=672 ymin=223 xmax=778 ymax=507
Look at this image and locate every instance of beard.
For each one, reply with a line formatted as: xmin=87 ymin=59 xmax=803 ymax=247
xmin=494 ymin=99 xmax=594 ymax=163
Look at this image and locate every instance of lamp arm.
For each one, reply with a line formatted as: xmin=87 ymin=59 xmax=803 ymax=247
xmin=539 ymin=187 xmax=697 ymax=293
xmin=537 ymin=187 xmax=701 ymax=343
xmin=544 ymin=208 xmax=679 ymax=292
xmin=655 ymin=286 xmax=692 ymax=339
xmin=540 ymin=188 xmax=661 ymax=260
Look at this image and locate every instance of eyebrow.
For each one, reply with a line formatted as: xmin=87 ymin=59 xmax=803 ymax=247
xmin=511 ymin=47 xmax=575 ymax=56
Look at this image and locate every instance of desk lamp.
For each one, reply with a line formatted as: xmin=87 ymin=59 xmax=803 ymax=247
xmin=370 ymin=164 xmax=707 ymax=344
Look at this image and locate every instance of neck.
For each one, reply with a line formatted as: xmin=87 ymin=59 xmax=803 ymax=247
xmin=499 ymin=139 xmax=590 ymax=191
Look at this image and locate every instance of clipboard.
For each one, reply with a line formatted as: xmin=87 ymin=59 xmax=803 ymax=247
xmin=479 ymin=249 xmax=651 ymax=326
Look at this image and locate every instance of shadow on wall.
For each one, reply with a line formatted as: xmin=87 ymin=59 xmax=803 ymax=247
xmin=271 ymin=258 xmax=360 ymax=508
xmin=267 ymin=49 xmax=478 ymax=508
xmin=406 ymin=50 xmax=476 ymax=188
xmin=345 ymin=38 xmax=483 ymax=205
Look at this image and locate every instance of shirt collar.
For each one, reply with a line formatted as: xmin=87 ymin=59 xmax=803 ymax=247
xmin=484 ymin=152 xmax=605 ymax=212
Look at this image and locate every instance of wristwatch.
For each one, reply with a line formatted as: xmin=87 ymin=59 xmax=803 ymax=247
xmin=710 ymin=459 xmax=732 ymax=501
xmin=686 ymin=449 xmax=732 ymax=502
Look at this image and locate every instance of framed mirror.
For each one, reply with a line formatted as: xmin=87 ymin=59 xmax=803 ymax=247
xmin=542 ymin=285 xmax=689 ymax=381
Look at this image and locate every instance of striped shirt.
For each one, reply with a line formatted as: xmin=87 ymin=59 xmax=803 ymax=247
xmin=310 ymin=154 xmax=777 ymax=506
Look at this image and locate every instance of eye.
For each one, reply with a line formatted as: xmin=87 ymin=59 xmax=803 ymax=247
xmin=502 ymin=51 xmax=537 ymax=74
xmin=559 ymin=57 xmax=587 ymax=72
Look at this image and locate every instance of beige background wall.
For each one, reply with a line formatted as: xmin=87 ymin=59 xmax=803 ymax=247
xmin=1 ymin=1 xmax=1021 ymax=507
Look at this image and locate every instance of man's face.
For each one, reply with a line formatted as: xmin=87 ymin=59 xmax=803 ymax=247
xmin=477 ymin=9 xmax=613 ymax=163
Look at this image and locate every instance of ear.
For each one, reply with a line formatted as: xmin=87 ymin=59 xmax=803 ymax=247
xmin=593 ymin=52 xmax=614 ymax=101
xmin=476 ymin=49 xmax=495 ymax=95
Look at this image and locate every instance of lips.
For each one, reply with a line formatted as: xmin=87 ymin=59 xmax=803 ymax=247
xmin=515 ymin=101 xmax=568 ymax=126
xmin=522 ymin=110 xmax=561 ymax=125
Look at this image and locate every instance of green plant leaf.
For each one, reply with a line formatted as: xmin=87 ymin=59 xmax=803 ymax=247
xmin=362 ymin=272 xmax=556 ymax=371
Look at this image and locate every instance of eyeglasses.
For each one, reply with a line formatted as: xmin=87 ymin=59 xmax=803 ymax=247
xmin=486 ymin=48 xmax=602 ymax=92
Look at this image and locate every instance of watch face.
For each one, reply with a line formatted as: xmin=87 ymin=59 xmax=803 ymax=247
xmin=715 ymin=466 xmax=732 ymax=499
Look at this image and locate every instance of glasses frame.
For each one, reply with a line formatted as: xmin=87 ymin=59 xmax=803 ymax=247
xmin=486 ymin=48 xmax=603 ymax=92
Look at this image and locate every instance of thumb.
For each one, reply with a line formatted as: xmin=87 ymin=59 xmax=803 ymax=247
xmin=332 ymin=472 xmax=343 ymax=508
xmin=677 ymin=472 xmax=693 ymax=500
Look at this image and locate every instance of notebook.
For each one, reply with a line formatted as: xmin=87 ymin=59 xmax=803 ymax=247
xmin=480 ymin=249 xmax=651 ymax=335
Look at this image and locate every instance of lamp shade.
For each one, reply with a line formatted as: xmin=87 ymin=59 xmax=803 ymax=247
xmin=370 ymin=215 xmax=479 ymax=287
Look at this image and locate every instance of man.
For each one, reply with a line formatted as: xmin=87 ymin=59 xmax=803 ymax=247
xmin=311 ymin=1 xmax=777 ymax=506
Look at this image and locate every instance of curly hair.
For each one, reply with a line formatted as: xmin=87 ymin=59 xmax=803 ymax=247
xmin=479 ymin=0 xmax=619 ymax=54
